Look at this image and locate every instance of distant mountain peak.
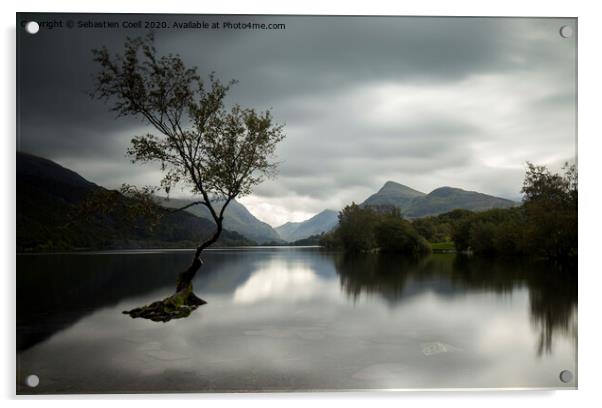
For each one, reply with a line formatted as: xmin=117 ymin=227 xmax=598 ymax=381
xmin=428 ymin=186 xmax=463 ymax=197
xmin=315 ymin=209 xmax=338 ymax=216
xmin=361 ymin=180 xmax=425 ymax=211
xmin=17 ymin=151 xmax=97 ymax=190
xmin=358 ymin=178 xmax=516 ymax=218
xmin=156 ymin=196 xmax=281 ymax=244
xmin=275 ymin=209 xmax=339 ymax=242
xmin=378 ymin=181 xmax=424 ymax=195
xmin=381 ymin=180 xmax=402 ymax=188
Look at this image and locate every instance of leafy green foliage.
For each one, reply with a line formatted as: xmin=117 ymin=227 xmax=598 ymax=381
xmin=320 ymin=204 xmax=430 ymax=255
xmin=335 ymin=203 xmax=379 ymax=252
xmin=92 ymin=34 xmax=285 ymax=253
xmin=318 ymin=229 xmax=343 ymax=249
xmin=321 ymin=163 xmax=576 ymax=261
xmin=521 ymin=162 xmax=577 ymax=259
xmin=450 ymin=163 xmax=577 ymax=259
xmin=412 ymin=208 xmax=473 ymax=249
xmin=374 ymin=216 xmax=431 ymax=255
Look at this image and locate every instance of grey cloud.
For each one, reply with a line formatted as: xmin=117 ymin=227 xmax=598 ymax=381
xmin=17 ymin=13 xmax=577 ymax=225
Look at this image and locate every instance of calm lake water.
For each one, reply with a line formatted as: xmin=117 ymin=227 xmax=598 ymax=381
xmin=16 ymin=247 xmax=577 ymax=393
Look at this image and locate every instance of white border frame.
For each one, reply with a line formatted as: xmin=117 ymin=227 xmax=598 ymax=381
xmin=3 ymin=1 xmax=600 ymax=406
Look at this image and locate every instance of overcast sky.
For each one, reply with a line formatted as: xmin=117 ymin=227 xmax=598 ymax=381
xmin=18 ymin=14 xmax=577 ymax=227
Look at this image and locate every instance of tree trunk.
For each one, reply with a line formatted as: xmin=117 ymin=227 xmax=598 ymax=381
xmin=175 ymin=219 xmax=223 ymax=293
xmin=176 ymin=254 xmax=203 ymax=292
xmin=123 ymin=216 xmax=225 ymax=321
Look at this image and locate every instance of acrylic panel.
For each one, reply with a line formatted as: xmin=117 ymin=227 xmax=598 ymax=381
xmin=16 ymin=13 xmax=577 ymax=394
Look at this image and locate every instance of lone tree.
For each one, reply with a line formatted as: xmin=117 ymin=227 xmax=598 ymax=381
xmin=92 ymin=34 xmax=285 ymax=320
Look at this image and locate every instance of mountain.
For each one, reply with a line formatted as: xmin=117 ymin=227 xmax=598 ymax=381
xmin=16 ymin=152 xmax=252 ymax=251
xmin=405 ymin=186 xmax=516 ymax=217
xmin=276 ymin=209 xmax=338 ymax=242
xmin=276 ymin=181 xmax=515 ymax=242
xmin=17 ymin=151 xmax=98 ymax=201
xmin=361 ymin=181 xmax=516 ymax=218
xmin=274 ymin=222 xmax=300 ymax=242
xmin=361 ymin=181 xmax=426 ymax=212
xmin=156 ymin=197 xmax=282 ymax=244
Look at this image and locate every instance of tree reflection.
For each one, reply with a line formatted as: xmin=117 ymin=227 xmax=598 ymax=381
xmin=334 ymin=253 xmax=427 ymax=304
xmin=527 ymin=268 xmax=577 ymax=356
xmin=451 ymin=256 xmax=577 ymax=356
xmin=334 ymin=252 xmax=577 ymax=355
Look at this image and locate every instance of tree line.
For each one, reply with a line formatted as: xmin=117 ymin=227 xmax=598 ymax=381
xmin=320 ymin=163 xmax=577 ymax=261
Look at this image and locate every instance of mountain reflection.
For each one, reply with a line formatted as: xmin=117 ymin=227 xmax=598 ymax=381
xmin=16 ymin=251 xmax=237 ymax=350
xmin=334 ymin=252 xmax=577 ymax=355
xmin=18 ymin=249 xmax=576 ymax=359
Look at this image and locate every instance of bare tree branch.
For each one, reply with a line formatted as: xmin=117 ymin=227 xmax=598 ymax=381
xmin=167 ymin=200 xmax=207 ymax=214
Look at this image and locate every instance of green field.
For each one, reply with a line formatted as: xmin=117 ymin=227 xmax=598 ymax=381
xmin=430 ymin=241 xmax=456 ymax=251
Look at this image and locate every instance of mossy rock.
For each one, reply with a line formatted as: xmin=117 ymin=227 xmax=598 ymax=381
xmin=123 ymin=284 xmax=206 ymax=322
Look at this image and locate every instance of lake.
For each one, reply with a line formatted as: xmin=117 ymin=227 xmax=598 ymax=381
xmin=16 ymin=247 xmax=577 ymax=393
